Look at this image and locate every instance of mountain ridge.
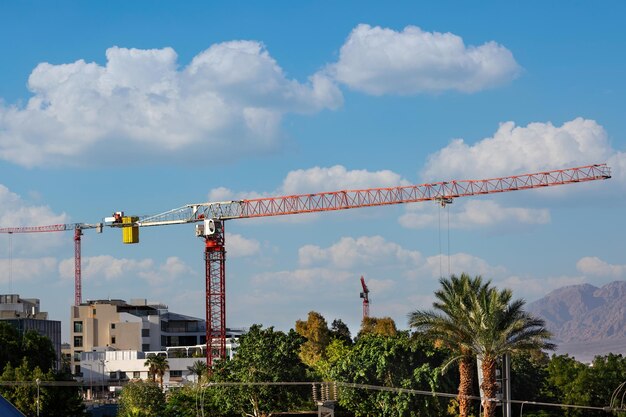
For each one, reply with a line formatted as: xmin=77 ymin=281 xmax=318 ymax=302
xmin=526 ymin=280 xmax=626 ymax=362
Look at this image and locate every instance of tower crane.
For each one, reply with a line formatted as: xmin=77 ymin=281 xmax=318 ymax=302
xmin=109 ymin=163 xmax=611 ymax=367
xmin=0 ymin=223 xmax=103 ymax=306
xmin=0 ymin=164 xmax=612 ymax=368
xmin=360 ymin=276 xmax=370 ymax=320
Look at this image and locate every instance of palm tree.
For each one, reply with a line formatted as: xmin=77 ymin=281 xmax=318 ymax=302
xmin=187 ymin=360 xmax=207 ymax=385
xmin=466 ymin=286 xmax=555 ymax=417
xmin=408 ymin=273 xmax=489 ymax=417
xmin=144 ymin=354 xmax=170 ymax=389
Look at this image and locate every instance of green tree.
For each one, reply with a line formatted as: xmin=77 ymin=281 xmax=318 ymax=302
xmin=0 ymin=358 xmax=85 ymax=417
xmin=358 ymin=316 xmax=397 ymax=338
xmin=144 ymin=354 xmax=169 ymax=389
xmin=314 ymin=338 xmax=351 ymax=381
xmin=210 ymin=324 xmax=310 ymax=417
xmin=543 ymin=353 xmax=626 ymax=417
xmin=21 ymin=330 xmax=57 ymax=372
xmin=409 ymin=274 xmax=489 ymax=417
xmin=295 ymin=311 xmax=331 ymax=367
xmin=509 ymin=351 xmax=552 ymax=417
xmin=330 ymin=333 xmax=454 ymax=417
xmin=0 ymin=322 xmax=21 ymax=370
xmin=330 ymin=319 xmax=352 ymax=345
xmin=118 ymin=379 xmax=166 ymax=417
xmin=163 ymin=386 xmax=197 ymax=417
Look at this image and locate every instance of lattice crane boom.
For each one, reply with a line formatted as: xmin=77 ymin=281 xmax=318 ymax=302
xmin=135 ymin=164 xmax=611 ymax=226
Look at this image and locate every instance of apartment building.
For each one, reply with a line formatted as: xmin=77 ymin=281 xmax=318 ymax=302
xmin=70 ymin=298 xmax=207 ymax=375
xmin=0 ymin=294 xmax=62 ymax=369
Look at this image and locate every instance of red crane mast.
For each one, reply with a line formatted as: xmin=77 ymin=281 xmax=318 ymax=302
xmin=360 ymin=276 xmax=370 ymax=320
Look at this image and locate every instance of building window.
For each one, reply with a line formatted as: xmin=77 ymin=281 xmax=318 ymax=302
xmin=109 ymin=372 xmax=117 ymax=380
xmin=111 ymin=337 xmax=116 ymax=344
xmin=74 ymin=365 xmax=81 ymax=375
xmin=73 ymin=321 xmax=83 ymax=333
xmin=111 ymin=323 xmax=116 ymax=329
xmin=141 ymin=328 xmax=150 ymax=337
xmin=73 ymin=351 xmax=82 ymax=361
xmin=73 ymin=336 xmax=83 ymax=348
xmin=133 ymin=371 xmax=141 ymax=379
xmin=170 ymin=370 xmax=182 ymax=378
xmin=92 ymin=308 xmax=96 ymax=315
xmin=119 ymin=372 xmax=128 ymax=380
xmin=142 ymin=344 xmax=150 ymax=352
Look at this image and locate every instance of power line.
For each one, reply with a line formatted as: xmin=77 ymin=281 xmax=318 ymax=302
xmin=1 ymin=379 xmax=622 ymax=413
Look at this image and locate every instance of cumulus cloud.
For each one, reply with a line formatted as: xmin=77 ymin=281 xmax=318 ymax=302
xmin=251 ymin=267 xmax=353 ymax=289
xmin=399 ymin=199 xmax=550 ymax=230
xmin=0 ymin=257 xmax=58 ymax=284
xmin=0 ymin=43 xmax=342 ymax=168
xmin=328 ymin=24 xmax=520 ymax=95
xmin=208 ymin=165 xmax=409 ymax=202
xmin=58 ymin=255 xmax=195 ymax=284
xmin=416 ymin=253 xmax=508 ymax=280
xmin=576 ymin=256 xmax=626 ymax=279
xmin=0 ymin=185 xmax=69 ymax=254
xmin=422 ymin=118 xmax=614 ymax=180
xmin=299 ymin=235 xmax=422 ymax=269
xmin=226 ymin=233 xmax=261 ymax=258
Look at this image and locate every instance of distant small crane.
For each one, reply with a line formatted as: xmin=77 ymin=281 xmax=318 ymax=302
xmin=360 ymin=276 xmax=370 ymax=320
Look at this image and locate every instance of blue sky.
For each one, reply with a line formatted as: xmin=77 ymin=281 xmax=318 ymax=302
xmin=1 ymin=1 xmax=625 ymax=342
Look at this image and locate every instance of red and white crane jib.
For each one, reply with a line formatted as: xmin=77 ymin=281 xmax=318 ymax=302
xmin=127 ymin=163 xmax=612 ymax=227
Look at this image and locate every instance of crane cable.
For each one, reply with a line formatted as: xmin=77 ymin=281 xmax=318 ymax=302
xmin=8 ymin=232 xmax=12 ymax=293
xmin=437 ymin=202 xmax=452 ymax=278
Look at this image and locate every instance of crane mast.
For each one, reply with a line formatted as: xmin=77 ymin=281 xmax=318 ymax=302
xmin=360 ymin=276 xmax=370 ymax=320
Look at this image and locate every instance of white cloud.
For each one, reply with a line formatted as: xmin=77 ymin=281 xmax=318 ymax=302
xmin=226 ymin=233 xmax=261 ymax=258
xmin=399 ymin=199 xmax=550 ymax=230
xmin=0 ymin=257 xmax=58 ymax=284
xmin=58 ymin=255 xmax=195 ymax=285
xmin=208 ymin=165 xmax=409 ymax=202
xmin=416 ymin=253 xmax=508 ymax=280
xmin=422 ymin=118 xmax=614 ymax=181
xmin=299 ymin=235 xmax=422 ymax=269
xmin=251 ymin=267 xmax=353 ymax=289
xmin=281 ymin=165 xmax=409 ymax=194
xmin=0 ymin=185 xmax=70 ymax=255
xmin=59 ymin=255 xmax=153 ymax=281
xmin=137 ymin=256 xmax=195 ymax=285
xmin=576 ymin=256 xmax=626 ymax=279
xmin=0 ymin=43 xmax=342 ymax=168
xmin=329 ymin=24 xmax=520 ymax=95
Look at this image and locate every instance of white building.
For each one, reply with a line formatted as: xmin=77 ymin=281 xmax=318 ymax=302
xmin=79 ymin=338 xmax=241 ymax=397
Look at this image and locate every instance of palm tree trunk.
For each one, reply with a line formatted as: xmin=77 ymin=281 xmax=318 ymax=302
xmin=480 ymin=356 xmax=498 ymax=417
xmin=458 ymin=355 xmax=474 ymax=417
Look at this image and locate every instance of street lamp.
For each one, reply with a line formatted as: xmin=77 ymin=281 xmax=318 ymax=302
xmin=99 ymin=359 xmax=106 ymax=399
xmin=35 ymin=378 xmax=40 ymax=417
